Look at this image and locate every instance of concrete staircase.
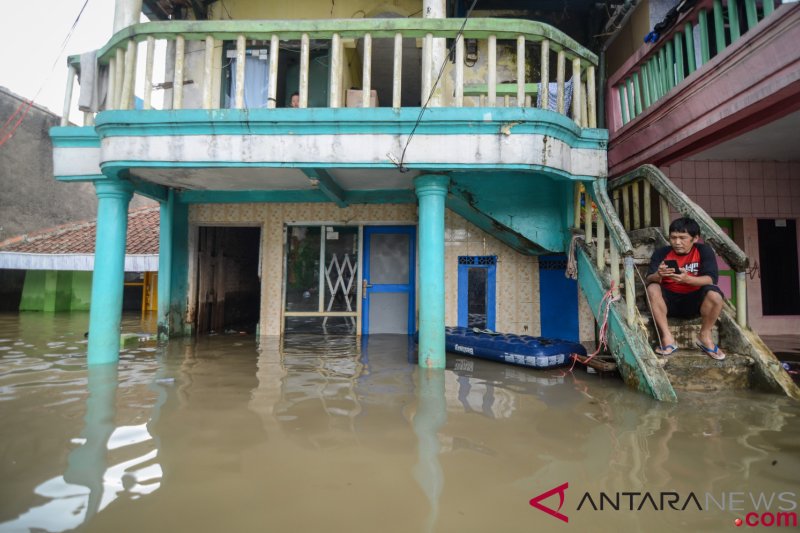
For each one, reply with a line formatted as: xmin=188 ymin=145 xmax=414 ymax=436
xmin=628 ymin=228 xmax=788 ymax=395
xmin=639 ymin=315 xmax=754 ymax=391
xmin=574 ymin=168 xmax=799 ymax=401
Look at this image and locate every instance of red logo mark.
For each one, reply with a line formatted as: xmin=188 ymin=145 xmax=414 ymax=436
xmin=530 ymin=482 xmax=569 ymax=523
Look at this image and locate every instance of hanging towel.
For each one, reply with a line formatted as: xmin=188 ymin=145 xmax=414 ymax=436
xmin=78 ymin=50 xmax=108 ymax=113
xmin=536 ymin=78 xmax=574 ymax=116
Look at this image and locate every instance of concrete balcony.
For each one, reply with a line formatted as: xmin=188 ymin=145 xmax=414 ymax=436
xmin=51 ymin=18 xmax=607 ymax=197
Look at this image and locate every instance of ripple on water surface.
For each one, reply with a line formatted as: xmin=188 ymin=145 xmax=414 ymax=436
xmin=0 ymin=313 xmax=798 ymax=533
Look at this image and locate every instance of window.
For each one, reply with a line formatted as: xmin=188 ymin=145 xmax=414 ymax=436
xmin=284 ymin=225 xmax=359 ymax=333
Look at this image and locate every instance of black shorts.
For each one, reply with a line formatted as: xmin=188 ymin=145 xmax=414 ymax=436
xmin=657 ymin=285 xmax=723 ymax=318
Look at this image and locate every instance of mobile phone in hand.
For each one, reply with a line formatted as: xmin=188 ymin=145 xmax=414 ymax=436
xmin=664 ymin=259 xmax=680 ymax=271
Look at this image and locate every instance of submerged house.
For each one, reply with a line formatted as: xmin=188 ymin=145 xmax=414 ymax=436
xmin=50 ymin=0 xmax=799 ymax=401
xmin=0 ymin=207 xmax=159 ymax=313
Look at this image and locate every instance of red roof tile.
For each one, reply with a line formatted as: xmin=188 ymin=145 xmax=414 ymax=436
xmin=0 ymin=207 xmax=159 ymax=255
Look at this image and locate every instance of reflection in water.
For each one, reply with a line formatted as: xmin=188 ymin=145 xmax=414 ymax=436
xmin=1 ymin=313 xmax=799 ymax=532
xmin=413 ymin=369 xmax=446 ymax=533
xmin=1 ymin=360 xmax=163 ymax=532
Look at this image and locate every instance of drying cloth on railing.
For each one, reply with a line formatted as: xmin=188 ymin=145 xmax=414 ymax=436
xmin=536 ymin=78 xmax=573 ymax=115
xmin=78 ymin=50 xmax=108 ymax=113
xmin=565 ymin=232 xmax=584 ymax=280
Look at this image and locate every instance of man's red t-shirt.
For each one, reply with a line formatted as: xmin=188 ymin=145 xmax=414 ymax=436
xmin=647 ymin=243 xmax=719 ymax=295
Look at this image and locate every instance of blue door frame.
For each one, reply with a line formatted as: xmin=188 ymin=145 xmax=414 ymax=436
xmin=362 ymin=226 xmax=416 ymax=335
xmin=457 ymin=256 xmax=496 ymax=330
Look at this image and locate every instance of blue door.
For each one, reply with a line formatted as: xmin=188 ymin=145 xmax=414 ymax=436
xmin=539 ymin=254 xmax=579 ymax=341
xmin=362 ymin=226 xmax=416 ymax=334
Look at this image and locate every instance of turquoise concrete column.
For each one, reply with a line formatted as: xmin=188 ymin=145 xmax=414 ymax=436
xmin=414 ymin=174 xmax=449 ymax=368
xmin=87 ymin=180 xmax=133 ymax=365
xmin=157 ymin=189 xmax=174 ymax=339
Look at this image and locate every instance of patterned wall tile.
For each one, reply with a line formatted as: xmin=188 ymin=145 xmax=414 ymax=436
xmin=188 ymin=204 xmax=541 ymax=336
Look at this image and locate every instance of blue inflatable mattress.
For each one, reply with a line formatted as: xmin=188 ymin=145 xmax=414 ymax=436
xmin=442 ymin=326 xmax=586 ymax=369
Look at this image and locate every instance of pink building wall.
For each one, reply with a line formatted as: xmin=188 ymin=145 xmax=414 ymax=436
xmin=660 ymin=160 xmax=800 ymax=335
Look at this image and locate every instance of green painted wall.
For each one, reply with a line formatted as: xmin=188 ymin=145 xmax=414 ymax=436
xmin=451 ymin=172 xmax=574 ymax=253
xmin=18 ymin=270 xmax=93 ymax=312
xmin=20 ymin=271 xmax=47 ymax=311
xmin=70 ymin=271 xmax=93 ymax=310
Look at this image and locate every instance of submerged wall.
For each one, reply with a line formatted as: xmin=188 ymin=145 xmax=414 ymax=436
xmin=19 ymin=271 xmax=93 ymax=312
xmin=189 ymin=203 xmax=547 ymax=337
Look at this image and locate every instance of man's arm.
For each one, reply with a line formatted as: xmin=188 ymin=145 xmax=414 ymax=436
xmin=697 ymin=242 xmax=720 ymax=284
xmin=664 ymin=243 xmax=717 ymax=287
xmin=646 ymin=247 xmax=669 ymax=284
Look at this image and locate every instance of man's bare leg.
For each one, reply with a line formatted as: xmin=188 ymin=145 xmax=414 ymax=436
xmin=647 ymin=283 xmax=675 ymax=353
xmin=698 ymin=290 xmax=724 ymax=350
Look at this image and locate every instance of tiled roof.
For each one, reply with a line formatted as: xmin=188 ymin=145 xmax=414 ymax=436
xmin=0 ymin=207 xmax=159 ymax=255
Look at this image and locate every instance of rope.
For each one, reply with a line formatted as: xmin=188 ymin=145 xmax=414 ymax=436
xmin=634 ymin=265 xmax=663 ymax=350
xmin=570 ymin=280 xmax=621 ymax=371
xmin=565 ymin=233 xmax=584 ymax=280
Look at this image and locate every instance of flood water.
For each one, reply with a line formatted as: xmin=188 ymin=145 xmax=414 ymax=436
xmin=0 ymin=312 xmax=798 ymax=532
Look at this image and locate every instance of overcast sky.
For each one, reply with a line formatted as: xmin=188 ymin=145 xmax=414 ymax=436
xmin=0 ymin=0 xmax=115 ymax=114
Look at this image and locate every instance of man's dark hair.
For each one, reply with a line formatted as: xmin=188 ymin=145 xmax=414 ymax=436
xmin=669 ymin=217 xmax=700 ymax=237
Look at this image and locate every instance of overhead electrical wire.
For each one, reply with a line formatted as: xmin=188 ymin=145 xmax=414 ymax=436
xmin=395 ymin=0 xmax=480 ymax=171
xmin=0 ymin=0 xmax=91 ymax=148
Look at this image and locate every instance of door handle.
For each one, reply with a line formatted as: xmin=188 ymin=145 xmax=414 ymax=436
xmin=362 ymin=278 xmax=372 ymax=298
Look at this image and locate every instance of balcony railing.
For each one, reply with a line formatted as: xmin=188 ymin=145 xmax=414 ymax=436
xmin=62 ymin=18 xmax=598 ymax=128
xmin=607 ymin=0 xmax=789 ymax=133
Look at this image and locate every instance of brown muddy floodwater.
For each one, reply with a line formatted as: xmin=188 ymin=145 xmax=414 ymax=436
xmin=0 ymin=312 xmax=798 ymax=533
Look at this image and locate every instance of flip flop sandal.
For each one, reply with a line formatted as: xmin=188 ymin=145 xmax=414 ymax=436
xmin=655 ymin=344 xmax=678 ymax=356
xmin=695 ymin=342 xmax=726 ymax=360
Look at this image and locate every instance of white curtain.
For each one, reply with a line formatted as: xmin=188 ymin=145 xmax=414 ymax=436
xmin=229 ymin=55 xmax=270 ymax=108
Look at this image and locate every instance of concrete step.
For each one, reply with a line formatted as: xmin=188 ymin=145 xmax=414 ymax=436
xmin=639 ymin=315 xmax=720 ymax=349
xmin=659 ymin=351 xmax=754 ymax=392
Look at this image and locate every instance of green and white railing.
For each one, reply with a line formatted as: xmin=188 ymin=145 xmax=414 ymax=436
xmin=607 ymin=0 xmax=788 ymax=132
xmin=62 ymin=18 xmax=598 ymax=127
xmin=573 ymin=179 xmax=637 ymax=326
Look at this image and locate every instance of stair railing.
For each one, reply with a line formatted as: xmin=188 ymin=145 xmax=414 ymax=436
xmin=573 ymin=179 xmax=637 ymax=326
xmin=608 ymin=164 xmax=749 ymax=327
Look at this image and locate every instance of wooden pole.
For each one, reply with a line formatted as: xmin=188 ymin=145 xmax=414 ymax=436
xmin=235 ymin=34 xmax=245 ymax=109
xmin=517 ymin=35 xmax=526 ymax=107
xmin=488 ymin=35 xmax=497 ymax=107
xmin=539 ymin=39 xmax=549 ymax=109
xmin=587 ymin=65 xmax=596 ymax=128
xmin=571 ymin=57 xmax=581 ymax=125
xmin=392 ymin=32 xmax=403 ymax=109
xmin=268 ymin=35 xmax=279 ymax=109
xmin=556 ymin=50 xmax=565 ymax=114
xmin=300 ymin=33 xmax=310 ymax=108
xmin=173 ymin=35 xmax=185 ymax=110
xmin=362 ymin=33 xmax=372 ymax=108
xmin=454 ymin=34 xmax=464 ymax=107
xmin=143 ymin=36 xmax=155 ymax=110
xmin=202 ymin=36 xmax=214 ymax=110
xmin=61 ymin=65 xmax=76 ymax=126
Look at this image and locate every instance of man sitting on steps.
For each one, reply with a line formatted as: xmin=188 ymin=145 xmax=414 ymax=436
xmin=645 ymin=217 xmax=726 ymax=360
